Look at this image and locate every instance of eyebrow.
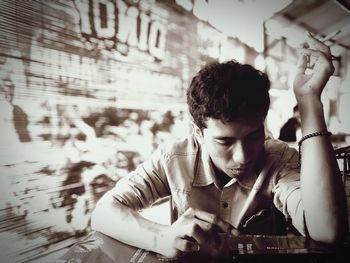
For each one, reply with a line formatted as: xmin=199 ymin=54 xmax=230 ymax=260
xmin=213 ymin=126 xmax=264 ymax=140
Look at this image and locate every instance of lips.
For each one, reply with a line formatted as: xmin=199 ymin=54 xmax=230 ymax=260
xmin=229 ymin=164 xmax=251 ymax=174
xmin=230 ymin=169 xmax=247 ymax=175
xmin=232 ymin=164 xmax=250 ymax=170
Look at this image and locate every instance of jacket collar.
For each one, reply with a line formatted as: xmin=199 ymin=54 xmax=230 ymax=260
xmin=192 ymin=144 xmax=216 ymax=187
xmin=192 ymin=139 xmax=262 ymax=190
xmin=192 ymin=143 xmax=241 ymax=189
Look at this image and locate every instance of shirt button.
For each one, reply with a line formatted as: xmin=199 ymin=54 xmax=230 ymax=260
xmin=222 ymin=202 xmax=229 ymax=208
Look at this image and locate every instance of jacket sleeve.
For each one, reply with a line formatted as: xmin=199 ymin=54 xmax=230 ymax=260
xmin=272 ymin=145 xmax=307 ymax=236
xmin=109 ymin=145 xmax=171 ymax=211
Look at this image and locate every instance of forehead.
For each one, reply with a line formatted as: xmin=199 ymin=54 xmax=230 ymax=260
xmin=203 ymin=117 xmax=264 ymax=138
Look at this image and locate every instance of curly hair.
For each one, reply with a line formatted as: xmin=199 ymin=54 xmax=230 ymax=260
xmin=187 ymin=60 xmax=270 ymax=129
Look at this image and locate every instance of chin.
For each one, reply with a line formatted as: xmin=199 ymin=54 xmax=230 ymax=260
xmin=227 ymin=170 xmax=245 ymax=179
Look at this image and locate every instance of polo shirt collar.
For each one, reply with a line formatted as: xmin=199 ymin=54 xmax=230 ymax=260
xmin=192 ymin=141 xmax=260 ymax=189
xmin=192 ymin=144 xmax=216 ymax=187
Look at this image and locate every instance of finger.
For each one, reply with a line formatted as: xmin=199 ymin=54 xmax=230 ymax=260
xmin=182 ymin=208 xmax=219 ymax=231
xmin=300 ymin=48 xmax=328 ymax=59
xmin=192 ymin=218 xmax=225 ymax=247
xmin=182 ymin=207 xmax=195 ymax=218
xmin=192 ymin=209 xmax=230 ymax=232
xmin=185 ymin=222 xmax=207 ymax=245
xmin=174 ymin=238 xmax=200 ymax=252
xmin=300 ymin=48 xmax=334 ymax=74
xmin=192 ymin=217 xmax=225 ymax=243
xmin=296 ymin=49 xmax=308 ymax=75
xmin=192 ymin=217 xmax=212 ymax=232
xmin=230 ymin=226 xmax=240 ymax=236
xmin=306 ymin=33 xmax=331 ymax=57
xmin=179 ymin=209 xmax=213 ymax=243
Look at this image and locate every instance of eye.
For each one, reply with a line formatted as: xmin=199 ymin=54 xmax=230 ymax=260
xmin=215 ymin=138 xmax=235 ymax=146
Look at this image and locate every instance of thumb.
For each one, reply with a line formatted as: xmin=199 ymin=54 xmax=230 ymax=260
xmin=230 ymin=227 xmax=240 ymax=236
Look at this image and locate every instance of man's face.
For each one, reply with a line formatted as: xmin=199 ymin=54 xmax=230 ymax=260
xmin=199 ymin=116 xmax=265 ymax=179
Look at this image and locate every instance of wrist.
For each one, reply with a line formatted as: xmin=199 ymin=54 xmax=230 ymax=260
xmin=297 ymin=97 xmax=326 ymax=135
xmin=296 ymin=93 xmax=321 ymax=106
xmin=298 ymin=97 xmax=323 ymax=116
xmin=153 ymin=225 xmax=170 ymax=255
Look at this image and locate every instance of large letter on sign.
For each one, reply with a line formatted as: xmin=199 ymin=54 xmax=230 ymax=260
xmin=75 ymin=0 xmax=92 ymax=34
xmin=93 ymin=0 xmax=115 ymax=38
xmin=116 ymin=0 xmax=138 ymax=47
xmin=148 ymin=20 xmax=166 ymax=60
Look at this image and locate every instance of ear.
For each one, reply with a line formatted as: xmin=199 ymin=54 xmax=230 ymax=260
xmin=191 ymin=122 xmax=204 ymax=144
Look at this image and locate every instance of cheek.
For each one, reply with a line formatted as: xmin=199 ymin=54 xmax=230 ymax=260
xmin=205 ymin=143 xmax=233 ymax=164
xmin=204 ymin=140 xmax=227 ymax=158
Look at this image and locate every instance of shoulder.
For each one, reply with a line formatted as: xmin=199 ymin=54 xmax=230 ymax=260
xmin=154 ymin=135 xmax=201 ymax=189
xmin=140 ymin=134 xmax=200 ymax=172
xmin=264 ymin=138 xmax=300 ymax=186
xmin=160 ymin=134 xmax=200 ymax=159
xmin=264 ymin=137 xmax=298 ymax=164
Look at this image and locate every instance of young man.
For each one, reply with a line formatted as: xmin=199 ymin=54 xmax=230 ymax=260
xmin=91 ymin=34 xmax=348 ymax=258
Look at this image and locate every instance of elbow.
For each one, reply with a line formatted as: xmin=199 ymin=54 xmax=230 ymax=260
xmin=90 ymin=205 xmax=102 ymax=232
xmin=310 ymin=233 xmax=343 ymax=244
xmin=309 ymin=224 xmax=348 ymax=244
xmin=90 ymin=192 xmax=113 ymax=232
xmin=90 ymin=191 xmax=127 ymax=234
xmin=306 ymin=209 xmax=349 ymax=244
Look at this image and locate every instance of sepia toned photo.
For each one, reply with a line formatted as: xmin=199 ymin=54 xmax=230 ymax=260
xmin=0 ymin=0 xmax=350 ymax=262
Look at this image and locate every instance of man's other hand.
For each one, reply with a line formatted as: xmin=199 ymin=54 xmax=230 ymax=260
xmin=155 ymin=208 xmax=231 ymax=258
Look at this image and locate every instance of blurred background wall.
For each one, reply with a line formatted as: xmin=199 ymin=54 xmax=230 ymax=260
xmin=0 ymin=0 xmax=349 ymax=262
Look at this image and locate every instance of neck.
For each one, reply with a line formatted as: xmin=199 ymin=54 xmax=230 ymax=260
xmin=216 ymin=168 xmax=231 ymax=187
xmin=254 ymin=149 xmax=266 ymax=176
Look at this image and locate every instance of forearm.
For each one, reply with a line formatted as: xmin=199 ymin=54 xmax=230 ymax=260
xmin=90 ymin=191 xmax=167 ymax=253
xmin=298 ymin=96 xmax=348 ymax=242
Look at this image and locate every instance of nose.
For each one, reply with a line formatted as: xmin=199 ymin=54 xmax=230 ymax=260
xmin=232 ymin=141 xmax=247 ymax=164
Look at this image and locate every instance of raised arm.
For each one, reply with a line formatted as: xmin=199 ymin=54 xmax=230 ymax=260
xmin=294 ymin=32 xmax=348 ymax=243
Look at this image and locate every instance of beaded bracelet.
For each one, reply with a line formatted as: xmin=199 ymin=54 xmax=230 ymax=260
xmin=298 ymin=131 xmax=332 ymax=167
